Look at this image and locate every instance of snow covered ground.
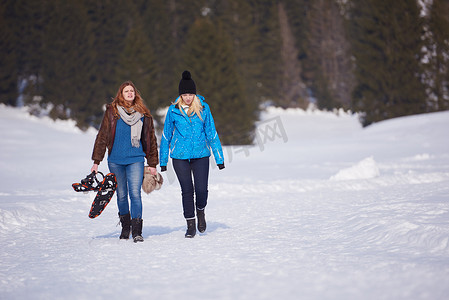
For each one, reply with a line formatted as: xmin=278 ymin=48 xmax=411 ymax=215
xmin=1 ymin=103 xmax=448 ymax=300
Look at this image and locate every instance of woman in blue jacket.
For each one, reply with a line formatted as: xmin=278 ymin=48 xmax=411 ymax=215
xmin=160 ymin=70 xmax=225 ymax=238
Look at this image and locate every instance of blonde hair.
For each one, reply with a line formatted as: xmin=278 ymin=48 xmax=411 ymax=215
xmin=175 ymin=95 xmax=203 ymax=121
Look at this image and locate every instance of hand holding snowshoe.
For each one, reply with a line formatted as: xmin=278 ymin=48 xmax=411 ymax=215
xmin=72 ymin=171 xmax=104 ymax=192
xmin=72 ymin=171 xmax=117 ymax=218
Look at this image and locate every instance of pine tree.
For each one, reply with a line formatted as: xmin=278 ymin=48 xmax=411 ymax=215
xmin=277 ymin=2 xmax=308 ymax=109
xmin=211 ymin=0 xmax=266 ymax=108
xmin=425 ymin=0 xmax=449 ymax=111
xmin=282 ymin=0 xmax=309 ymax=59
xmin=40 ymin=1 xmax=97 ymax=128
xmin=139 ymin=0 xmax=179 ymax=108
xmin=82 ymin=0 xmax=130 ymax=127
xmin=252 ymin=0 xmax=283 ymax=104
xmin=305 ymin=0 xmax=354 ymax=110
xmin=349 ymin=0 xmax=426 ymax=126
xmin=9 ymin=0 xmax=47 ymax=107
xmin=114 ymin=23 xmax=160 ymax=114
xmin=0 ymin=1 xmax=18 ymax=105
xmin=180 ymin=18 xmax=256 ymax=145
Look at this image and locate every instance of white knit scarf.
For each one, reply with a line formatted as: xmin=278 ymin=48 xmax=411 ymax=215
xmin=117 ymin=106 xmax=143 ymax=148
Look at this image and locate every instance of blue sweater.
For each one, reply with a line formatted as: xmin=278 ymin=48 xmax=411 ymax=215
xmin=108 ymin=118 xmax=145 ymax=165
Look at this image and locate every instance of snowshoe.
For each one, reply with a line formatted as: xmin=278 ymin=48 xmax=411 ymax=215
xmin=88 ymin=173 xmax=117 ymax=219
xmin=72 ymin=171 xmax=104 ymax=193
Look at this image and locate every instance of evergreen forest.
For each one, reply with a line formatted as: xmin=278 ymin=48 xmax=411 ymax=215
xmin=1 ymin=0 xmax=449 ymax=144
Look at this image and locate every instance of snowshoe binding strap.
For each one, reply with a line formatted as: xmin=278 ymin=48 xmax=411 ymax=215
xmin=72 ymin=171 xmax=104 ymax=192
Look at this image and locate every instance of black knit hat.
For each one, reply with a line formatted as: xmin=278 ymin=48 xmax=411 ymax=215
xmin=178 ymin=70 xmax=196 ymax=95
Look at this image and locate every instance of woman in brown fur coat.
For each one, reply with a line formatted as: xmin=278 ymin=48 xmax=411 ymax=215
xmin=91 ymin=81 xmax=158 ymax=243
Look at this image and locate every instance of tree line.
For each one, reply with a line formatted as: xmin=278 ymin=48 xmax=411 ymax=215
xmin=1 ymin=0 xmax=448 ymax=144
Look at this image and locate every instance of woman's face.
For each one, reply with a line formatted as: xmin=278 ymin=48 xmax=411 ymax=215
xmin=122 ymin=85 xmax=135 ymax=102
xmin=181 ymin=94 xmax=194 ymax=106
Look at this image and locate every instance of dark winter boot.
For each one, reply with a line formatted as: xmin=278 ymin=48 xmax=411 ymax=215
xmin=196 ymin=208 xmax=206 ymax=233
xmin=131 ymin=218 xmax=144 ymax=243
xmin=119 ymin=212 xmax=131 ymax=240
xmin=185 ymin=219 xmax=196 ymax=238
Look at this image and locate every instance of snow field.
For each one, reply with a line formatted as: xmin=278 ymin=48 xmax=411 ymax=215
xmin=1 ymin=104 xmax=449 ymax=299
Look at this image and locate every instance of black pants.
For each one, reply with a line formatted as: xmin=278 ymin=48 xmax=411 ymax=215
xmin=172 ymin=157 xmax=209 ymax=219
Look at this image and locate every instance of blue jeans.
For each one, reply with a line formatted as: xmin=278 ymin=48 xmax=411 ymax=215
xmin=108 ymin=161 xmax=144 ymax=219
xmin=172 ymin=157 xmax=209 ymax=219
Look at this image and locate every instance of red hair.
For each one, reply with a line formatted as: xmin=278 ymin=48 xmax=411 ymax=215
xmin=111 ymin=81 xmax=151 ymax=117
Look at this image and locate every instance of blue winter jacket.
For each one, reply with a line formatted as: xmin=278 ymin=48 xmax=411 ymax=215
xmin=160 ymin=95 xmax=224 ymax=167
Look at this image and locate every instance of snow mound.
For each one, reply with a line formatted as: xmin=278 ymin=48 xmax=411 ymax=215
xmin=330 ymin=156 xmax=380 ymax=181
